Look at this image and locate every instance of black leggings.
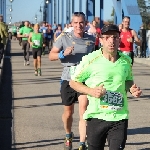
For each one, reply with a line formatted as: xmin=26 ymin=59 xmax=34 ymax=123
xmin=22 ymin=40 xmax=30 ymax=61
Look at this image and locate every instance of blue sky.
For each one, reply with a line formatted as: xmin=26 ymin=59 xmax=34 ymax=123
xmin=6 ymin=0 xmax=113 ymax=24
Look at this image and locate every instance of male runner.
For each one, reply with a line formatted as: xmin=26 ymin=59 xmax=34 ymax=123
xmin=70 ymin=24 xmax=142 ymax=150
xmin=12 ymin=24 xmax=17 ymax=40
xmin=119 ymin=16 xmax=141 ymax=65
xmin=18 ymin=21 xmax=33 ymax=66
xmin=49 ymin=12 xmax=95 ymax=150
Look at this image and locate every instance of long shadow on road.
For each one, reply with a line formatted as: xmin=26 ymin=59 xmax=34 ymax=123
xmin=12 ymin=137 xmax=79 ymax=149
xmin=0 ymin=40 xmax=13 ymax=149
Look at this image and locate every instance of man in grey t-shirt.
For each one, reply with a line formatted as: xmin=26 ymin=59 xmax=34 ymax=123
xmin=49 ymin=12 xmax=95 ymax=150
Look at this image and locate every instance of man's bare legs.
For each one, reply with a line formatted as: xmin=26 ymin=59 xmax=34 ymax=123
xmin=37 ymin=56 xmax=41 ymax=68
xmin=62 ymin=104 xmax=74 ymax=134
xmin=33 ymin=59 xmax=37 ymax=75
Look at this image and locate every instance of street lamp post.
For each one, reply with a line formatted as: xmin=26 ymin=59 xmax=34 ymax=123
xmin=35 ymin=14 xmax=37 ymax=23
xmin=39 ymin=6 xmax=43 ymax=22
xmin=39 ymin=0 xmax=50 ymax=22
xmin=6 ymin=0 xmax=14 ymax=24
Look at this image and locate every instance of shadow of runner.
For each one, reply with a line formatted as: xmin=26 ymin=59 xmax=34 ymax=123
xmin=0 ymin=40 xmax=13 ymax=150
xmin=128 ymin=127 xmax=150 ymax=135
xmin=11 ymin=137 xmax=80 ymax=149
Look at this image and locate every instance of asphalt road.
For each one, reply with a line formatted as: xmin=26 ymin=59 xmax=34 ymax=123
xmin=0 ymin=40 xmax=150 ymax=150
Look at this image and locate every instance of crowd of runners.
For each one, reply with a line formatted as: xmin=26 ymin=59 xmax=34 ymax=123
xmin=0 ymin=12 xmax=143 ymax=150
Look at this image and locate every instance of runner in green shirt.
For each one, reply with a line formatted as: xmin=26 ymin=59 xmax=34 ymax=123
xmin=18 ymin=21 xmax=24 ymax=46
xmin=28 ymin=24 xmax=44 ymax=76
xmin=11 ymin=24 xmax=17 ymax=39
xmin=70 ymin=24 xmax=142 ymax=150
xmin=18 ymin=21 xmax=33 ymax=66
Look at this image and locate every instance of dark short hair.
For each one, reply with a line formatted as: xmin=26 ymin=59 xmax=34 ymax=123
xmin=72 ymin=12 xmax=86 ymax=21
xmin=74 ymin=12 xmax=85 ymax=16
xmin=123 ymin=16 xmax=130 ymax=20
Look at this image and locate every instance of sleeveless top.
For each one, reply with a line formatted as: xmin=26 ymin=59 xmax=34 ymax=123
xmin=119 ymin=29 xmax=133 ymax=52
xmin=31 ymin=32 xmax=43 ymax=48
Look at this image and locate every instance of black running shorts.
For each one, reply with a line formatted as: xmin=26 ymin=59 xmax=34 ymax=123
xmin=60 ymin=80 xmax=82 ymax=106
xmin=32 ymin=48 xmax=42 ymax=59
xmin=86 ymin=118 xmax=128 ymax=150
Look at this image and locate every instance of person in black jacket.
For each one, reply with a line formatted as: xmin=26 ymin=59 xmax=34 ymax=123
xmin=138 ymin=26 xmax=147 ymax=58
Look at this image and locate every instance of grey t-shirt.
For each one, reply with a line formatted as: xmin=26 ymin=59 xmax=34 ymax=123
xmin=53 ymin=31 xmax=95 ymax=81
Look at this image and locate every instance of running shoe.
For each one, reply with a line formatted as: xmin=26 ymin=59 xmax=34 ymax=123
xmin=38 ymin=68 xmax=42 ymax=76
xmin=24 ymin=60 xmax=26 ymax=66
xmin=64 ymin=132 xmax=74 ymax=150
xmin=34 ymin=70 xmax=38 ymax=76
xmin=26 ymin=61 xmax=30 ymax=65
xmin=42 ymin=52 xmax=45 ymax=55
xmin=78 ymin=145 xmax=88 ymax=150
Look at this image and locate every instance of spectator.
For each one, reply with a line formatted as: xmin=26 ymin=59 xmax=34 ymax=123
xmin=138 ymin=25 xmax=147 ymax=57
xmin=0 ymin=15 xmax=8 ymax=63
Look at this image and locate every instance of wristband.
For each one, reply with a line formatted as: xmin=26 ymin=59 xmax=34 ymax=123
xmin=59 ymin=50 xmax=65 ymax=59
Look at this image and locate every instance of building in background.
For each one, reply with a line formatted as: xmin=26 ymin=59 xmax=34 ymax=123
xmin=45 ymin=0 xmax=142 ymax=32
xmin=0 ymin=0 xmax=6 ymax=22
xmin=45 ymin=0 xmax=103 ymax=28
xmin=112 ymin=0 xmax=142 ymax=32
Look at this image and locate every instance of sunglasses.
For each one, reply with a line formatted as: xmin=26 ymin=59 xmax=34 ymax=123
xmin=74 ymin=12 xmax=85 ymax=16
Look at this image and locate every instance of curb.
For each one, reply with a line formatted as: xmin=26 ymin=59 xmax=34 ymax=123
xmin=0 ymin=40 xmax=10 ymax=86
xmin=0 ymin=48 xmax=5 ymax=86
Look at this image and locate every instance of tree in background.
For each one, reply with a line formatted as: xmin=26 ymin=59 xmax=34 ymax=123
xmin=137 ymin=0 xmax=150 ymax=29
xmin=106 ymin=7 xmax=115 ymax=24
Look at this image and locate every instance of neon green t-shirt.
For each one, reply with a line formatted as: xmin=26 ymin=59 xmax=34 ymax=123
xmin=71 ymin=49 xmax=133 ymax=121
xmin=19 ymin=26 xmax=33 ymax=40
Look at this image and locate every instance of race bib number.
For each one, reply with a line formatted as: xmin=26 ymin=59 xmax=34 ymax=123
xmin=70 ymin=66 xmax=76 ymax=76
xmin=33 ymin=40 xmax=40 ymax=46
xmin=43 ymin=29 xmax=46 ymax=33
xmin=100 ymin=91 xmax=124 ymax=110
xmin=48 ymin=35 xmax=51 ymax=38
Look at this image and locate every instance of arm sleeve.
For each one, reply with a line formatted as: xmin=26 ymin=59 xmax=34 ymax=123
xmin=71 ymin=56 xmax=90 ymax=83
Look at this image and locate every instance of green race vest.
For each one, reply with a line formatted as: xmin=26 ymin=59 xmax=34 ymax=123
xmin=31 ymin=32 xmax=43 ymax=48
